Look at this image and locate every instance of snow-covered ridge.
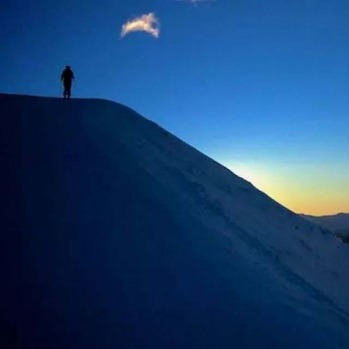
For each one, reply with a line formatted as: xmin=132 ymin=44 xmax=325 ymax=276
xmin=1 ymin=93 xmax=348 ymax=348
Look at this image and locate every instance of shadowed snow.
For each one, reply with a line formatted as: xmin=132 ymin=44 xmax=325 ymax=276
xmin=1 ymin=93 xmax=348 ymax=348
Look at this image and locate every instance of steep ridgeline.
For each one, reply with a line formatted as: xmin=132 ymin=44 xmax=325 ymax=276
xmin=1 ymin=93 xmax=349 ymax=349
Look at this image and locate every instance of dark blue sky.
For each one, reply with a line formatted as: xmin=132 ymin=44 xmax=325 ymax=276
xmin=1 ymin=0 xmax=348 ymax=214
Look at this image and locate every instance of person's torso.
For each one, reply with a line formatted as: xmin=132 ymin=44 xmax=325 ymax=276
xmin=62 ymin=69 xmax=73 ymax=81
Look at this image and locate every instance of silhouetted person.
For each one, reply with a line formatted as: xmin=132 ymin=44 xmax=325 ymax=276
xmin=61 ymin=65 xmax=74 ymax=99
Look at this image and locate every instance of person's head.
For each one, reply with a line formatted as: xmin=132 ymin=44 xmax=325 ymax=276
xmin=65 ymin=65 xmax=71 ymax=70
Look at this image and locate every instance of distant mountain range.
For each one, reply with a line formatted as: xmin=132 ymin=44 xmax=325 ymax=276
xmin=301 ymin=213 xmax=349 ymax=243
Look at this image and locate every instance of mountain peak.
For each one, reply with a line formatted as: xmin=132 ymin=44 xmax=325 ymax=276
xmin=1 ymin=93 xmax=349 ymax=348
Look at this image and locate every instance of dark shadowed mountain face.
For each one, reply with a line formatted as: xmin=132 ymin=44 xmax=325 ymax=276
xmin=1 ymin=94 xmax=349 ymax=349
xmin=301 ymin=213 xmax=349 ymax=232
xmin=301 ymin=213 xmax=349 ymax=242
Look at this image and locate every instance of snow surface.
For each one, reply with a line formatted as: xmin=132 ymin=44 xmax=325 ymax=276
xmin=1 ymin=93 xmax=349 ymax=348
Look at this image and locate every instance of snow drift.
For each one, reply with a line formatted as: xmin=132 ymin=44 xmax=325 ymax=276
xmin=1 ymin=93 xmax=348 ymax=348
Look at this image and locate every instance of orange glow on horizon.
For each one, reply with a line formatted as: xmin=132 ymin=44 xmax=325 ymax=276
xmin=224 ymin=161 xmax=349 ymax=216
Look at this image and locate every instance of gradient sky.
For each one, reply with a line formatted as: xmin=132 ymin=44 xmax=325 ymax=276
xmin=1 ymin=0 xmax=348 ymax=215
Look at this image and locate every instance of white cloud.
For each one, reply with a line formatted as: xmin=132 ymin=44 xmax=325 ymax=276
xmin=121 ymin=13 xmax=160 ymax=39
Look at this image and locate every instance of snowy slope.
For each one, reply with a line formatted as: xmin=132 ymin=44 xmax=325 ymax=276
xmin=1 ymin=93 xmax=349 ymax=349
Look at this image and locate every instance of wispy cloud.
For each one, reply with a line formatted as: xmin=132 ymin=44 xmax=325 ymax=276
xmin=121 ymin=13 xmax=160 ymax=39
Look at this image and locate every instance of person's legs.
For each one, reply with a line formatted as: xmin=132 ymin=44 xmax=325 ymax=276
xmin=64 ymin=81 xmax=71 ymax=98
xmin=63 ymin=82 xmax=72 ymax=99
